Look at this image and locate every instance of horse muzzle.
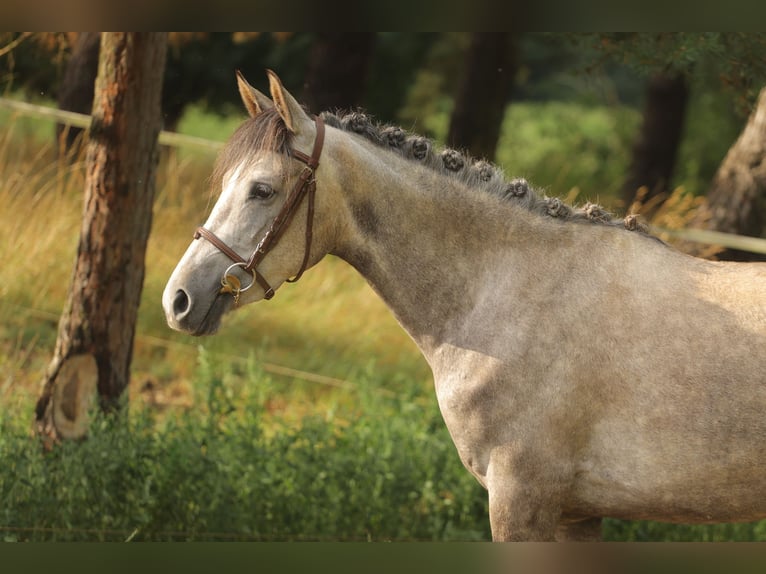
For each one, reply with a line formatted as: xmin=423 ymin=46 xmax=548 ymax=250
xmin=162 ymin=279 xmax=234 ymax=336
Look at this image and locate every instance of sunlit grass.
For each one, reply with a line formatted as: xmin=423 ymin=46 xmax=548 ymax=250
xmin=0 ymin=110 xmax=428 ymax=420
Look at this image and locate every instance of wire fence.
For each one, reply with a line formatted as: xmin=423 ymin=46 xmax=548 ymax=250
xmin=0 ymin=96 xmax=223 ymax=153
xmin=4 ymin=96 xmax=766 ymax=256
xmin=2 ymin=301 xmax=362 ymax=393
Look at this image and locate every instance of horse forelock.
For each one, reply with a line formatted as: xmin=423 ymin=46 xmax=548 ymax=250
xmin=211 ymin=107 xmax=293 ymax=192
xmin=319 ymin=110 xmax=649 ymax=234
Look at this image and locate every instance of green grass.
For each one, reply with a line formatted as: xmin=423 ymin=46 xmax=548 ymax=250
xmin=175 ymin=102 xmax=247 ymax=143
xmin=3 ymin=346 xmax=766 ymax=542
xmin=0 ymin=92 xmax=61 ymax=144
xmin=1 ymin=99 xmax=764 ymax=542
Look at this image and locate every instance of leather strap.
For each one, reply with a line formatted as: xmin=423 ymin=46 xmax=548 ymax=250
xmin=194 ymin=115 xmax=325 ymax=301
xmin=194 ymin=226 xmax=244 ymax=265
xmin=193 ymin=226 xmax=275 ymax=299
xmin=286 ymin=177 xmax=315 ymax=284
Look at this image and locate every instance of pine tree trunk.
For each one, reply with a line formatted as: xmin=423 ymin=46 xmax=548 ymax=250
xmin=696 ymin=86 xmax=766 ymax=261
xmin=35 ymin=33 xmax=168 ymax=445
xmin=621 ymin=72 xmax=689 ymax=212
xmin=447 ymin=33 xmax=517 ymax=162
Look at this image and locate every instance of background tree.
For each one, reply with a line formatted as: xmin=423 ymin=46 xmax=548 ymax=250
xmin=690 ymin=86 xmax=766 ymax=261
xmin=35 ymin=33 xmax=168 ymax=445
xmin=301 ymin=33 xmax=375 ymax=113
xmin=395 ymin=33 xmax=469 ymax=139
xmin=578 ymin=33 xmax=766 ymax=213
xmin=620 ymin=71 xmax=689 ymax=211
xmin=363 ymin=33 xmax=437 ymax=124
xmin=447 ymin=33 xmax=517 ymax=162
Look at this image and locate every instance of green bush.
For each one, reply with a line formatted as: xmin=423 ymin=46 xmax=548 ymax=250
xmin=0 ymin=349 xmax=489 ymax=542
xmin=604 ymin=519 xmax=766 ymax=542
xmin=495 ymin=101 xmax=640 ymax=204
xmin=403 ymin=98 xmax=641 ymax=207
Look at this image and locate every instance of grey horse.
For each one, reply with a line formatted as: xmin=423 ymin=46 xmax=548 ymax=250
xmin=163 ymin=71 xmax=766 ymax=541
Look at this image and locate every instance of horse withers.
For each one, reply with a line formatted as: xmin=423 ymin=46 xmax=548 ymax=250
xmin=163 ymin=70 xmax=766 ymax=541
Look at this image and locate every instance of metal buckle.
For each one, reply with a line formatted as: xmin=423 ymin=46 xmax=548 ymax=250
xmin=300 ymin=165 xmax=316 ymax=184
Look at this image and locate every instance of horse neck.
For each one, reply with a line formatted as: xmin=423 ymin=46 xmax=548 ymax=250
xmin=327 ymin=134 xmax=536 ymax=356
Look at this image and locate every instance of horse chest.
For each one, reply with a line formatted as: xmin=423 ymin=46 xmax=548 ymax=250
xmin=429 ymin=348 xmax=525 ymax=482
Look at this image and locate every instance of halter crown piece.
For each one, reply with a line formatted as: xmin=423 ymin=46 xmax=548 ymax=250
xmin=194 ymin=115 xmax=326 ymax=304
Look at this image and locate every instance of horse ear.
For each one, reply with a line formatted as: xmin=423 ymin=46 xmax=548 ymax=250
xmin=236 ymin=70 xmax=273 ymax=118
xmin=266 ymin=69 xmax=311 ymax=134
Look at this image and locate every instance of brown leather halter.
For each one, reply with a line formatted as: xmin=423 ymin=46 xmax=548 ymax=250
xmin=194 ymin=115 xmax=325 ymax=302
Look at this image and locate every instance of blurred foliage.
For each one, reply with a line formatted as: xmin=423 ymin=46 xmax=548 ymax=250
xmin=0 ymin=32 xmax=314 ymax=124
xmin=396 ymin=33 xmax=470 ymax=137
xmin=570 ymin=32 xmax=766 ymax=115
xmin=2 ymin=32 xmax=763 ymax=116
xmin=0 ymin=32 xmax=70 ymax=98
xmin=604 ymin=517 xmax=766 ymax=542
xmin=364 ymin=33 xmax=438 ymax=123
xmin=496 ymin=101 xmax=640 ymax=201
xmin=0 ymin=33 xmax=758 ymax=186
xmin=0 ymin=349 xmax=489 ymax=542
xmin=675 ymin=64 xmax=744 ymax=196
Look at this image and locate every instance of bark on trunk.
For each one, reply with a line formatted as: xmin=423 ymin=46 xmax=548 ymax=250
xmin=621 ymin=72 xmax=689 ymax=212
xmin=447 ymin=33 xmax=517 ymax=162
xmin=36 ymin=33 xmax=168 ymax=446
xmin=693 ymin=86 xmax=766 ymax=261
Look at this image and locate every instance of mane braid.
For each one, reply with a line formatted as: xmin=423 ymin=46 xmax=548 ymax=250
xmin=320 ymin=110 xmax=649 ymax=234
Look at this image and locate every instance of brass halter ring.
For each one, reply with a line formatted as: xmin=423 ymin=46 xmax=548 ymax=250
xmin=220 ymin=262 xmax=257 ymax=305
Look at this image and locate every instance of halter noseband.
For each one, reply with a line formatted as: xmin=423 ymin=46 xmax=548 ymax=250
xmin=194 ymin=115 xmax=325 ymax=303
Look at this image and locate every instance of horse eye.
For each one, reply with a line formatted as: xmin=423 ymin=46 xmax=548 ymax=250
xmin=248 ymin=182 xmax=275 ymax=201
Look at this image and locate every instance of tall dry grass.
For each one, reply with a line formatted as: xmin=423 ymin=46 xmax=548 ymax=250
xmin=627 ymin=185 xmax=723 ymax=259
xmin=0 ymin=121 xmax=85 ymax=405
xmin=0 ymin=114 xmax=428 ymax=415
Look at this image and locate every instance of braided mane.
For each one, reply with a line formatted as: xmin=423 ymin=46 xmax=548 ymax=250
xmin=214 ymin=106 xmax=647 ymax=234
xmin=320 ymin=110 xmax=648 ymax=234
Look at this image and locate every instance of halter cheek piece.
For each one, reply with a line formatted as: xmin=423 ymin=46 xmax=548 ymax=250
xmin=194 ymin=115 xmax=325 ymax=303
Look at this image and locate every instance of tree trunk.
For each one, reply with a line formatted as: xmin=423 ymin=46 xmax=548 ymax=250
xmin=35 ymin=33 xmax=168 ymax=445
xmin=447 ymin=33 xmax=517 ymax=162
xmin=56 ymin=32 xmax=100 ymax=155
xmin=692 ymin=86 xmax=766 ymax=261
xmin=301 ymin=33 xmax=375 ymax=113
xmin=621 ymin=72 xmax=689 ymax=212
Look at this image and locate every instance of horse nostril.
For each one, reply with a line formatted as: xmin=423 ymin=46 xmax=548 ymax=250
xmin=172 ymin=289 xmax=190 ymax=317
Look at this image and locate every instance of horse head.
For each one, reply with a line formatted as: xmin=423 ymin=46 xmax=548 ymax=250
xmin=162 ymin=71 xmax=334 ymax=335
